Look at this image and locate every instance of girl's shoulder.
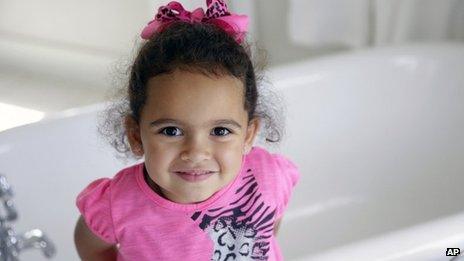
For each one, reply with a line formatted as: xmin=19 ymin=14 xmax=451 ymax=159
xmin=75 ymin=163 xmax=144 ymax=244
xmin=246 ymin=146 xmax=300 ymax=181
xmin=77 ymin=162 xmax=139 ymax=194
xmin=78 ymin=163 xmax=142 ymax=198
xmin=247 ymin=147 xmax=300 ymax=218
xmin=108 ymin=162 xmax=144 ymax=193
xmin=245 ymin=146 xmax=300 ymax=218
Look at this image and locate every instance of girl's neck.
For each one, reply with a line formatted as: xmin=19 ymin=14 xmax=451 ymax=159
xmin=143 ymin=164 xmax=166 ymax=199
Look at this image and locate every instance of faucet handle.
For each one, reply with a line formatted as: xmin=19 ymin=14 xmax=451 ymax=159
xmin=18 ymin=229 xmax=56 ymax=258
xmin=1 ymin=199 xmax=18 ymax=222
xmin=0 ymin=175 xmax=17 ymax=222
xmin=0 ymin=175 xmax=13 ymax=199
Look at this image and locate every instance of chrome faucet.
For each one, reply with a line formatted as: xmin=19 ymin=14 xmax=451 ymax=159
xmin=0 ymin=174 xmax=56 ymax=260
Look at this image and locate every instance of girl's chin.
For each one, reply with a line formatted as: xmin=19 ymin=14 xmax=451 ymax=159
xmin=171 ymin=189 xmax=218 ymax=204
xmin=184 ymin=192 xmax=215 ymax=204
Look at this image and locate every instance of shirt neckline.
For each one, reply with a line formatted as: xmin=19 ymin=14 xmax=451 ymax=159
xmin=135 ymin=154 xmax=249 ymax=212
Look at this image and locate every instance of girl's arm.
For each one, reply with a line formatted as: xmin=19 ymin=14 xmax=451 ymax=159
xmin=74 ymin=215 xmax=117 ymax=261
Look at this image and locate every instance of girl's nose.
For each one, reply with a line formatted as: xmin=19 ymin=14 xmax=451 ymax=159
xmin=180 ymin=139 xmax=212 ymax=163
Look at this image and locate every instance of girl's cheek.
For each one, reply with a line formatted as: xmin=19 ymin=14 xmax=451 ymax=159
xmin=215 ymin=141 xmax=243 ymax=159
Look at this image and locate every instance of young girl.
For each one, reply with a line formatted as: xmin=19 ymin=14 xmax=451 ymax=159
xmin=74 ymin=1 xmax=300 ymax=260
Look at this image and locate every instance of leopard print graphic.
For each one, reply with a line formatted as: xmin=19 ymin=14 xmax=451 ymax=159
xmin=191 ymin=169 xmax=276 ymax=260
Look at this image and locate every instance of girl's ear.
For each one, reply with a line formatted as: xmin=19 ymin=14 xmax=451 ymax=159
xmin=244 ymin=118 xmax=260 ymax=155
xmin=124 ymin=115 xmax=144 ymax=156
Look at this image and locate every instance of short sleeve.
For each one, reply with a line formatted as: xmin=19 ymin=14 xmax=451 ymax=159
xmin=273 ymin=154 xmax=300 ymax=220
xmin=76 ymin=178 xmax=117 ymax=244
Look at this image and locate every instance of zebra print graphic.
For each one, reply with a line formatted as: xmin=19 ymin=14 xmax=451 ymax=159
xmin=191 ymin=169 xmax=276 ymax=260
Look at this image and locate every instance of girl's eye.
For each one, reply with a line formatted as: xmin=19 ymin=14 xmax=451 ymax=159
xmin=211 ymin=127 xmax=231 ymax=136
xmin=160 ymin=127 xmax=183 ymax=136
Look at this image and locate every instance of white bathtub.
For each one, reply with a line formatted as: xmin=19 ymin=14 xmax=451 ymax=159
xmin=0 ymin=43 xmax=463 ymax=260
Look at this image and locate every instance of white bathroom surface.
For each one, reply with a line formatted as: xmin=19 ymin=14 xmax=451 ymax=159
xmin=0 ymin=69 xmax=107 ymax=113
xmin=0 ymin=32 xmax=127 ymax=115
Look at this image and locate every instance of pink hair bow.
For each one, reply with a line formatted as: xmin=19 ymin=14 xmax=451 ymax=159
xmin=140 ymin=0 xmax=248 ymax=43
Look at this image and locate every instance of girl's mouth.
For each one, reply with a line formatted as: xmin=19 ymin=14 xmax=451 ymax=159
xmin=174 ymin=171 xmax=216 ymax=182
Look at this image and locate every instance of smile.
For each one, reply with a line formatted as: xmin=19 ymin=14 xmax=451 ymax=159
xmin=174 ymin=170 xmax=216 ymax=182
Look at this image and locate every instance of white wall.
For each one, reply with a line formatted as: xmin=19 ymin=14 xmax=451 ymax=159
xmin=0 ymin=0 xmax=153 ymax=52
xmin=254 ymin=0 xmax=347 ymax=66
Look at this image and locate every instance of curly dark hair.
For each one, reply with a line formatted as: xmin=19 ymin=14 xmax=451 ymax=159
xmin=98 ymin=21 xmax=285 ymax=162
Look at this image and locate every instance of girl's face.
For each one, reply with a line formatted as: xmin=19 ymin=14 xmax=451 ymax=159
xmin=126 ymin=69 xmax=259 ymax=204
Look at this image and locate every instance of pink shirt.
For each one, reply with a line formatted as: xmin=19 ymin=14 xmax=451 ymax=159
xmin=76 ymin=146 xmax=300 ymax=261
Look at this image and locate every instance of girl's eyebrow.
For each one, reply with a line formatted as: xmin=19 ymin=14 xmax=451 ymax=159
xmin=211 ymin=119 xmax=242 ymax=129
xmin=149 ymin=118 xmax=242 ymax=129
xmin=149 ymin=118 xmax=179 ymax=127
